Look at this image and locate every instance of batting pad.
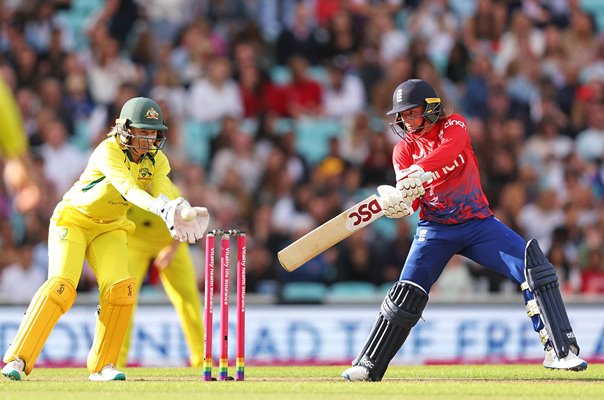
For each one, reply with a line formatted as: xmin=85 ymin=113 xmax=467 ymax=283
xmin=3 ymin=277 xmax=76 ymax=374
xmin=525 ymin=239 xmax=579 ymax=358
xmin=87 ymin=277 xmax=136 ymax=373
xmin=353 ymin=280 xmax=428 ymax=381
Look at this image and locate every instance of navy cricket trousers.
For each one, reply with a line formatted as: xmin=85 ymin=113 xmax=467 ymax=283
xmin=400 ymin=216 xmax=527 ymax=293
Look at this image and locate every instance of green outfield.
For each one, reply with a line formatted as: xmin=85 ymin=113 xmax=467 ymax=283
xmin=1 ymin=364 xmax=602 ymax=400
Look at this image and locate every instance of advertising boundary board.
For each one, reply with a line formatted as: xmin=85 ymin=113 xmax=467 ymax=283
xmin=0 ymin=303 xmax=602 ymax=366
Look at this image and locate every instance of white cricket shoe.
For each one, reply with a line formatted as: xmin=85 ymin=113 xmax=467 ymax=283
xmin=88 ymin=364 xmax=126 ymax=381
xmin=543 ymin=348 xmax=588 ymax=371
xmin=1 ymin=358 xmax=25 ymax=381
xmin=341 ymin=365 xmax=369 ymax=381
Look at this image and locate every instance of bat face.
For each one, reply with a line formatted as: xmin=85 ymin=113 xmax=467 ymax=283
xmin=277 ymin=195 xmax=384 ymax=272
xmin=278 ymin=171 xmax=431 ymax=272
xmin=345 ymin=195 xmax=383 ymax=230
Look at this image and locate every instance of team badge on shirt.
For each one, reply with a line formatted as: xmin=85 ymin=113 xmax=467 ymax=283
xmin=58 ymin=227 xmax=68 ymax=240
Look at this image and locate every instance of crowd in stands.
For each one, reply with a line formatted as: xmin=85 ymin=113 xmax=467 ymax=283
xmin=1 ymin=0 xmax=604 ymax=303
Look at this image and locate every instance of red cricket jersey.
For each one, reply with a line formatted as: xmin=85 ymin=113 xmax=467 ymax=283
xmin=392 ymin=113 xmax=492 ymax=224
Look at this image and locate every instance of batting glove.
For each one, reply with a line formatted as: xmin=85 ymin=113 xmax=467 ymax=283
xmin=396 ymin=165 xmax=431 ymax=201
xmin=377 ymin=185 xmax=413 ymax=218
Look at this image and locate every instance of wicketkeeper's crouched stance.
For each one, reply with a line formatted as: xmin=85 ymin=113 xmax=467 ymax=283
xmin=342 ymin=79 xmax=587 ymax=382
xmin=1 ymin=97 xmax=209 ymax=382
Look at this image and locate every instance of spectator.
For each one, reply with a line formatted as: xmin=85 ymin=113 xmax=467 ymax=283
xmin=87 ymin=82 xmax=138 ymax=147
xmin=408 ymin=0 xmax=457 ymax=69
xmin=370 ymin=55 xmax=412 ymax=116
xmin=562 ymin=9 xmax=599 ymax=68
xmin=339 ymin=112 xmax=371 ymax=166
xmin=0 ymin=237 xmax=46 ymax=303
xmin=187 ymin=56 xmax=243 ymax=122
xmin=283 ymin=55 xmax=323 ymax=118
xmin=462 ymin=0 xmax=506 ymax=56
xmin=577 ymin=224 xmax=604 ymax=293
xmin=322 ymin=56 xmax=365 ymax=119
xmin=333 ymin=229 xmax=382 ymax=284
xmin=517 ymin=188 xmax=565 ymax=252
xmin=366 ymin=6 xmax=408 ymax=65
xmin=85 ymin=33 xmax=138 ymax=106
xmin=275 ymin=1 xmax=324 ymax=65
xmin=520 ymin=118 xmax=573 ymax=188
xmin=431 ymin=255 xmax=474 ymax=300
xmin=494 ymin=10 xmax=545 ymax=75
xmin=323 ymin=8 xmax=364 ymax=60
xmin=38 ymin=118 xmax=88 ymax=194
xmin=210 ymin=126 xmax=264 ymax=194
xmin=38 ymin=77 xmax=75 ymax=135
xmin=575 ymin=102 xmax=604 ymax=163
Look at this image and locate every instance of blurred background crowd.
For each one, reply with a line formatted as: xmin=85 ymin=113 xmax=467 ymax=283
xmin=1 ymin=0 xmax=604 ymax=304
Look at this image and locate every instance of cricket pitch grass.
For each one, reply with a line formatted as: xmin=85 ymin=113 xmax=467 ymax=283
xmin=1 ymin=364 xmax=602 ymax=400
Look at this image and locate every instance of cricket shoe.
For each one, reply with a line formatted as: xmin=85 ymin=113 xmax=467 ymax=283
xmin=543 ymin=348 xmax=588 ymax=371
xmin=89 ymin=364 xmax=126 ymax=381
xmin=1 ymin=358 xmax=25 ymax=381
xmin=341 ymin=365 xmax=369 ymax=381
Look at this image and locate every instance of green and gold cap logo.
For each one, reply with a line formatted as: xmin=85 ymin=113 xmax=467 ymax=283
xmin=145 ymin=107 xmax=159 ymax=120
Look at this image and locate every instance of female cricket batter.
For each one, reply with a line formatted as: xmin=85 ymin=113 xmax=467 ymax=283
xmin=342 ymin=79 xmax=588 ymax=381
xmin=117 ymin=186 xmax=204 ymax=369
xmin=1 ymin=97 xmax=209 ymax=381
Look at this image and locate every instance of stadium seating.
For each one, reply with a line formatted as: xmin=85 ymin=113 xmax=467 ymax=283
xmin=581 ymin=0 xmax=604 ymax=32
xmin=294 ymin=118 xmax=343 ymax=165
xmin=325 ymin=281 xmax=377 ymax=303
xmin=182 ymin=120 xmax=220 ymax=167
xmin=281 ymin=282 xmax=328 ymax=304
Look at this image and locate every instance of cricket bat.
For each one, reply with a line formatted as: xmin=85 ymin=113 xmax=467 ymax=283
xmin=278 ymin=172 xmax=432 ymax=272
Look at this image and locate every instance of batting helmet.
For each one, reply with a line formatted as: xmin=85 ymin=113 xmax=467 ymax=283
xmin=113 ymin=97 xmax=167 ymax=155
xmin=387 ymin=79 xmax=443 ymax=137
xmin=119 ymin=97 xmax=168 ymax=131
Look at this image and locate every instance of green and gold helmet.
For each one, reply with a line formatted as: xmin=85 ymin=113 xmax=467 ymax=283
xmin=119 ymin=97 xmax=168 ymax=131
xmin=114 ymin=97 xmax=168 ymax=157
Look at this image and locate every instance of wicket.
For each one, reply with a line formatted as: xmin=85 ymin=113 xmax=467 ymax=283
xmin=203 ymin=229 xmax=246 ymax=381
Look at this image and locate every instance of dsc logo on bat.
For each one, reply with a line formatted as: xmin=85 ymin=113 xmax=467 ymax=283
xmin=345 ymin=195 xmax=382 ymax=231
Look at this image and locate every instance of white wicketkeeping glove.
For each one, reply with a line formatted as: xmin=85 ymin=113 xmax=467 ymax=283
xmin=396 ymin=164 xmax=431 ymax=201
xmin=377 ymin=185 xmax=413 ymax=218
xmin=149 ymin=194 xmax=210 ymax=243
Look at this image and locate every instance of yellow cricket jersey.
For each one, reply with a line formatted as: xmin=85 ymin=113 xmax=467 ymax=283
xmin=0 ymin=76 xmax=28 ymax=158
xmin=61 ymin=136 xmax=173 ymax=221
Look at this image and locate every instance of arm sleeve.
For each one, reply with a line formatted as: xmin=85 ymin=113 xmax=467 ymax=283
xmin=92 ymin=144 xmax=158 ymax=210
xmin=392 ymin=141 xmax=414 ymax=178
xmin=0 ymin=77 xmax=28 ymax=158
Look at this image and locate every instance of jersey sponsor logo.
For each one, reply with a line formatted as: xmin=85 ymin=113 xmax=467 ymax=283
xmin=443 ymin=118 xmax=466 ymax=130
xmin=108 ymin=200 xmax=129 ymax=207
xmin=430 ymin=153 xmax=466 ymax=181
xmin=140 ymin=168 xmax=152 ymax=177
xmin=346 ymin=197 xmax=382 ymax=230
